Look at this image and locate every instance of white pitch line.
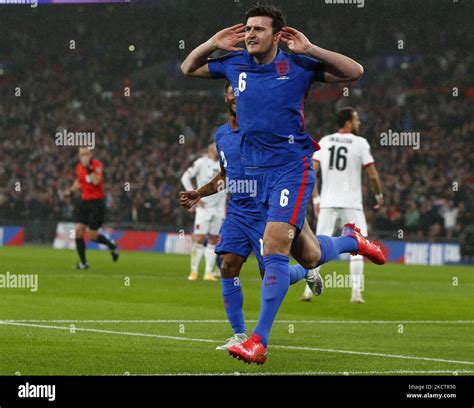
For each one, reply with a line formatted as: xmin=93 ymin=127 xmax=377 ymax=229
xmin=106 ymin=370 xmax=474 ymax=376
xmin=1 ymin=319 xmax=474 ymax=324
xmin=271 ymin=344 xmax=474 ymax=366
xmin=0 ymin=321 xmax=217 ymax=344
xmin=1 ymin=321 xmax=473 ymax=366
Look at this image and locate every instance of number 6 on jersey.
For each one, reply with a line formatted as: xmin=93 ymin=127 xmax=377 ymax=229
xmin=238 ymin=72 xmax=247 ymax=92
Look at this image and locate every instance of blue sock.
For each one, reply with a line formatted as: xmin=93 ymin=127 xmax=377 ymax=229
xmin=253 ymin=254 xmax=290 ymax=347
xmin=317 ymin=235 xmax=358 ymax=266
xmin=289 ymin=264 xmax=308 ymax=285
xmin=221 ymin=277 xmax=246 ymax=335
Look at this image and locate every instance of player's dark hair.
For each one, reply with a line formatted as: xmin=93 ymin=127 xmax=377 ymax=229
xmin=224 ymin=80 xmax=232 ymax=94
xmin=336 ymin=107 xmax=356 ymax=128
xmin=244 ymin=3 xmax=286 ymax=34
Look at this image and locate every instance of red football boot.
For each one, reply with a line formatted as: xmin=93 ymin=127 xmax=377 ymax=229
xmin=342 ymin=223 xmax=386 ymax=265
xmin=228 ymin=333 xmax=268 ymax=365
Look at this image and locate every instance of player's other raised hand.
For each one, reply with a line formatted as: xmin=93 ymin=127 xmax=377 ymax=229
xmin=280 ymin=26 xmax=312 ymax=54
xmin=179 ymin=190 xmax=202 ymax=211
xmin=210 ymin=23 xmax=246 ymax=52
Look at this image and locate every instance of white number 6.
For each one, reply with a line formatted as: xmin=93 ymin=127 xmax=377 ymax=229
xmin=280 ymin=189 xmax=289 ymax=207
xmin=238 ymin=72 xmax=247 ymax=92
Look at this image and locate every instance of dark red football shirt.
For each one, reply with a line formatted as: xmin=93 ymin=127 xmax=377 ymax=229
xmin=75 ymin=159 xmax=105 ymax=200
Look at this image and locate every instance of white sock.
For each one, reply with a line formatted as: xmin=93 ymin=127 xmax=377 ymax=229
xmin=191 ymin=243 xmax=205 ymax=274
xmin=350 ymin=255 xmax=364 ymax=298
xmin=204 ymin=244 xmax=217 ymax=275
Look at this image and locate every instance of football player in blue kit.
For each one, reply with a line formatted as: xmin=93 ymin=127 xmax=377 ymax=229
xmin=180 ymin=82 xmax=323 ymax=351
xmin=181 ymin=3 xmax=385 ymax=364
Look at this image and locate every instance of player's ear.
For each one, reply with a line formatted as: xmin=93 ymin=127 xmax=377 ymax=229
xmin=274 ymin=31 xmax=282 ymax=44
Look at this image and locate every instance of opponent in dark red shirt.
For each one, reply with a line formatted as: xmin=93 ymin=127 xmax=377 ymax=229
xmin=64 ymin=147 xmax=119 ymax=269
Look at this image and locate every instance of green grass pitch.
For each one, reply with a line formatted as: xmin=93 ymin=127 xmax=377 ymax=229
xmin=0 ymin=246 xmax=473 ymax=376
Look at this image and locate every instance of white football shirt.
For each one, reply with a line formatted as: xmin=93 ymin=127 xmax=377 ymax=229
xmin=181 ymin=155 xmax=226 ymax=209
xmin=313 ymin=132 xmax=375 ymax=210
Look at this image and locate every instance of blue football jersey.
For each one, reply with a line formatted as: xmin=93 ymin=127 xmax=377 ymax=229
xmin=214 ymin=122 xmax=263 ymax=219
xmin=208 ymin=49 xmax=325 ymax=174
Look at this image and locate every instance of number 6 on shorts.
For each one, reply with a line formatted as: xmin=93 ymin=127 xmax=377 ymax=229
xmin=280 ymin=189 xmax=289 ymax=207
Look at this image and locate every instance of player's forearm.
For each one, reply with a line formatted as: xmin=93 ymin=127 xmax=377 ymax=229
xmin=304 ymin=43 xmax=364 ymax=81
xmin=312 ymin=181 xmax=319 ymax=198
xmin=311 ymin=162 xmax=320 ymax=198
xmin=311 ymin=180 xmax=321 ymax=208
xmin=70 ymin=180 xmax=80 ymax=192
xmin=369 ymin=174 xmax=383 ymax=196
xmin=181 ymin=39 xmax=217 ymax=75
xmin=197 ymin=172 xmax=225 ymax=198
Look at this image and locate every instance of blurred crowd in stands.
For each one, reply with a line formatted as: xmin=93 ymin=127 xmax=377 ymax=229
xmin=0 ymin=2 xmax=472 ymax=249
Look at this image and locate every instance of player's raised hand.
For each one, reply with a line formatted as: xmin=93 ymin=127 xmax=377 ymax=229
xmin=180 ymin=190 xmax=202 ymax=210
xmin=281 ymin=26 xmax=312 ymax=54
xmin=210 ymin=23 xmax=246 ymax=52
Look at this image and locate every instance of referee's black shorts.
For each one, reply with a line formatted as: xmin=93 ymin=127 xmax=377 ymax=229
xmin=74 ymin=198 xmax=106 ymax=230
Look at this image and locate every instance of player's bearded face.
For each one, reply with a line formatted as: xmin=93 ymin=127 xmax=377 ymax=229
xmin=245 ymin=17 xmax=279 ymax=56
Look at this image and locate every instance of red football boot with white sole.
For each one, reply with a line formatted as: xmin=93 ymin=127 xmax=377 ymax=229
xmin=228 ymin=333 xmax=268 ymax=365
xmin=342 ymin=223 xmax=386 ymax=265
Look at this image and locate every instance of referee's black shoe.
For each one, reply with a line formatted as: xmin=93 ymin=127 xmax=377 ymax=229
xmin=76 ymin=262 xmax=89 ymax=270
xmin=111 ymin=241 xmax=119 ymax=262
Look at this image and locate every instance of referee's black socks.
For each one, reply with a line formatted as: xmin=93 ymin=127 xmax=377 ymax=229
xmin=94 ymin=234 xmax=116 ymax=250
xmin=75 ymin=238 xmax=87 ymax=264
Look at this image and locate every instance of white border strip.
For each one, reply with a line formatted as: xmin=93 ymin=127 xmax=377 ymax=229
xmin=1 ymin=321 xmax=473 ymax=366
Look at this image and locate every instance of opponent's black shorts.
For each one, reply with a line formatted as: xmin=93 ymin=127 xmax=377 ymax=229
xmin=74 ymin=198 xmax=106 ymax=230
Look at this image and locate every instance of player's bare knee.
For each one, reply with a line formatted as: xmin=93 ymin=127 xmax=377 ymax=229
xmin=295 ymin=249 xmax=320 ymax=269
xmin=220 ymin=256 xmax=241 ymax=279
xmin=301 ymin=258 xmax=319 ymax=269
xmin=263 ymin=222 xmax=294 ymax=256
xmin=263 ymin=237 xmax=291 ymax=256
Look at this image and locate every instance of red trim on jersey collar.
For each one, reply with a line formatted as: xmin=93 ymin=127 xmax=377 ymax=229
xmin=337 ymin=129 xmax=352 ymax=134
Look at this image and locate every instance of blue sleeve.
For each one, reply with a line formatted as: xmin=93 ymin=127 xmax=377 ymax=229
xmin=207 ymin=52 xmax=239 ymax=79
xmin=292 ymin=54 xmax=326 ymax=83
xmin=214 ymin=131 xmax=224 ymax=167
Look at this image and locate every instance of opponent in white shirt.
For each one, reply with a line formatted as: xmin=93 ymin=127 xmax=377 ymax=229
xmin=303 ymin=107 xmax=384 ymax=303
xmin=181 ymin=142 xmax=226 ymax=281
